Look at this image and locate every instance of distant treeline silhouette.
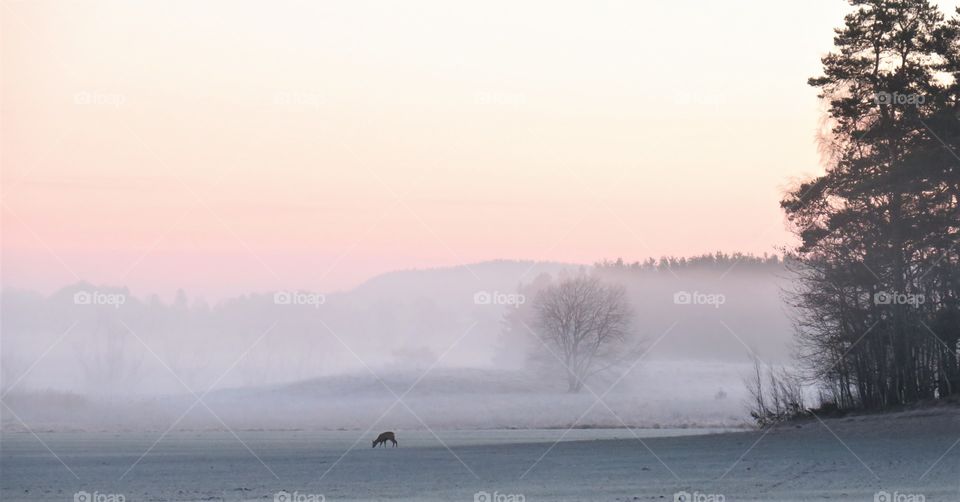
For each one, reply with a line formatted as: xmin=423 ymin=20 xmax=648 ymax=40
xmin=595 ymin=252 xmax=784 ymax=272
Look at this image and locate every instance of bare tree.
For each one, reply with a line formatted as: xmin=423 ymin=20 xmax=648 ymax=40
xmin=745 ymin=357 xmax=807 ymax=426
xmin=533 ymin=275 xmax=634 ymax=392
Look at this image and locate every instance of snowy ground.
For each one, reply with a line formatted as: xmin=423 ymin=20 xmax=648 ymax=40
xmin=2 ymin=409 xmax=957 ymax=501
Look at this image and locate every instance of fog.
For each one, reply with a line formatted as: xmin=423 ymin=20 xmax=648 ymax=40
xmin=1 ymin=256 xmax=794 ymax=431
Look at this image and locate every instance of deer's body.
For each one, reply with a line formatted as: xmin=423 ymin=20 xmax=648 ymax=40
xmin=372 ymin=431 xmax=398 ymax=448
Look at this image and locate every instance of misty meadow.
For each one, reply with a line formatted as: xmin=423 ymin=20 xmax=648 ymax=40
xmin=3 ymin=1 xmax=960 ymax=501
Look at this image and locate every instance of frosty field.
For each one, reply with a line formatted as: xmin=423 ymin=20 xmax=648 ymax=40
xmin=2 ymin=410 xmax=957 ymax=502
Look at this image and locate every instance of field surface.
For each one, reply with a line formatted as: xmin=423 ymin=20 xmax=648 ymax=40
xmin=2 ymin=411 xmax=958 ymax=501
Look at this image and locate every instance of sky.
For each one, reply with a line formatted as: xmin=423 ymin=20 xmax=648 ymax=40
xmin=2 ymin=0 xmax=932 ymax=300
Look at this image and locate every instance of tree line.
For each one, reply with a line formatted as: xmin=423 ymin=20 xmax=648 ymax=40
xmin=595 ymin=252 xmax=783 ymax=273
xmin=783 ymin=0 xmax=960 ymax=411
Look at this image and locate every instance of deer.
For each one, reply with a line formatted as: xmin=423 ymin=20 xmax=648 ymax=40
xmin=372 ymin=431 xmax=398 ymax=448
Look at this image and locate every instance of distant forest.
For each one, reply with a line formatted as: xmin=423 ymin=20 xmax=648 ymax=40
xmin=596 ymin=252 xmax=784 ymax=272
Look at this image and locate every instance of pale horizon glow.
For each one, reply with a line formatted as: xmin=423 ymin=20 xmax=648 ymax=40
xmin=3 ymin=0 xmax=927 ymax=300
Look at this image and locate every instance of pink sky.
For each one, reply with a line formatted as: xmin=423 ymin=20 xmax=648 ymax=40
xmin=2 ymin=0 xmax=860 ymax=300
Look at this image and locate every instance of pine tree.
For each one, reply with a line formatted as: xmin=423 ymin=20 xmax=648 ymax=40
xmin=783 ymin=0 xmax=960 ymax=409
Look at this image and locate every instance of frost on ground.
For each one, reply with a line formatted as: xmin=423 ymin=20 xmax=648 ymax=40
xmin=2 ymin=408 xmax=957 ymax=501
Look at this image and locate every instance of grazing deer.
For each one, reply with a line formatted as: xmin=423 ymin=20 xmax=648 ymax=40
xmin=372 ymin=431 xmax=398 ymax=448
